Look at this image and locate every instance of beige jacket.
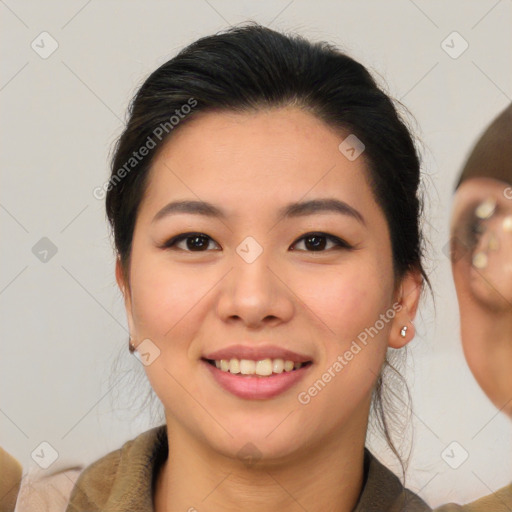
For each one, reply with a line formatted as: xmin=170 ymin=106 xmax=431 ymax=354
xmin=62 ymin=425 xmax=430 ymax=511
xmin=19 ymin=425 xmax=512 ymax=511
xmin=0 ymin=446 xmax=81 ymax=512
xmin=435 ymin=484 xmax=512 ymax=511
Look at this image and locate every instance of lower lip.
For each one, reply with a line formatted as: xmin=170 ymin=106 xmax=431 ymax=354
xmin=202 ymin=360 xmax=312 ymax=400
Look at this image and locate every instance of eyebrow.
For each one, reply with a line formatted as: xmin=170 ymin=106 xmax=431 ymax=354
xmin=152 ymin=198 xmax=365 ymax=225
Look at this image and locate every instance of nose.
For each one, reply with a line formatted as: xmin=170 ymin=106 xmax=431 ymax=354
xmin=216 ymin=251 xmax=294 ymax=329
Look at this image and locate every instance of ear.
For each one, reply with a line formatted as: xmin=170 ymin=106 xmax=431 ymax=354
xmin=115 ymin=257 xmax=136 ymax=340
xmin=388 ymin=268 xmax=423 ymax=349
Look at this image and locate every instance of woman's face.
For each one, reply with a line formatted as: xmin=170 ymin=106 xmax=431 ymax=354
xmin=450 ymin=177 xmax=512 ymax=417
xmin=117 ymin=107 xmax=419 ymax=462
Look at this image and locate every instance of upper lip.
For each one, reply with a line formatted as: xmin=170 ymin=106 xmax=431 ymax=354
xmin=202 ymin=344 xmax=313 ymax=363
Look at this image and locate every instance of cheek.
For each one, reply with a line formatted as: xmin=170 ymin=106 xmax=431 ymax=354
xmin=129 ymin=249 xmax=211 ymax=341
xmin=293 ymin=272 xmax=393 ymax=427
xmin=127 ymin=251 xmax=214 ymax=411
xmin=289 ymin=259 xmax=394 ymax=411
xmin=470 ymin=234 xmax=512 ymax=308
xmin=295 ymin=256 xmax=394 ymax=344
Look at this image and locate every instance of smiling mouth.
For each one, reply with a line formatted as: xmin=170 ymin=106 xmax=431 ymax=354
xmin=202 ymin=357 xmax=313 ymax=377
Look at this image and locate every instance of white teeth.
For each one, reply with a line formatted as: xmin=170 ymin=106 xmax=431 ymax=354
xmin=272 ymin=359 xmax=284 ymax=374
xmin=255 ymin=359 xmax=273 ymax=376
xmin=229 ymin=358 xmax=240 ymax=374
xmin=240 ymin=359 xmax=256 ymax=375
xmin=211 ymin=357 xmax=307 ymax=376
xmin=284 ymin=360 xmax=294 ymax=372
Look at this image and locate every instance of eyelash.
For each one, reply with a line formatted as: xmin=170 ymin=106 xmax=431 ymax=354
xmin=160 ymin=232 xmax=353 ymax=253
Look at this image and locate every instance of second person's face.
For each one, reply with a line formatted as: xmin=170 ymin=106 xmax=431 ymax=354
xmin=451 ymin=177 xmax=512 ymax=417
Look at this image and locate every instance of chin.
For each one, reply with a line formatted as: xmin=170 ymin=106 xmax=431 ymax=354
xmin=208 ymin=424 xmax=311 ymax=466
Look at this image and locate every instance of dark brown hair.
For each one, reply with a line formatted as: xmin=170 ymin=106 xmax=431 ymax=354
xmin=455 ymin=103 xmax=512 ymax=189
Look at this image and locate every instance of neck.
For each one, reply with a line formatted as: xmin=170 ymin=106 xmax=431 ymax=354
xmin=154 ymin=415 xmax=367 ymax=512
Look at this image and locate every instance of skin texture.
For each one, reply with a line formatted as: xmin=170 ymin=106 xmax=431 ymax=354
xmin=116 ymin=107 xmax=421 ymax=512
xmin=450 ymin=177 xmax=512 ymax=419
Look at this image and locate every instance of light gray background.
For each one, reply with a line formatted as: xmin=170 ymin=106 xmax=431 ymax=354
xmin=1 ymin=0 xmax=511 ymax=507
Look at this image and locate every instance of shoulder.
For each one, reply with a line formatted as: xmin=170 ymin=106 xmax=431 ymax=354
xmin=434 ymin=483 xmax=512 ymax=512
xmin=64 ymin=444 xmax=124 ymax=511
xmin=1 ymin=446 xmax=23 ymax=512
xmin=66 ymin=425 xmax=167 ymax=512
xmin=14 ymin=467 xmax=83 ymax=512
xmin=2 ymin=444 xmax=84 ymax=512
xmin=355 ymin=449 xmax=432 ymax=512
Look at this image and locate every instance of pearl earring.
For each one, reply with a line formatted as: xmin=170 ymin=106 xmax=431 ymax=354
xmin=400 ymin=326 xmax=408 ymax=338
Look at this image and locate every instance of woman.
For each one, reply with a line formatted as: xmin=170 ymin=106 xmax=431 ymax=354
xmin=437 ymin=103 xmax=512 ymax=511
xmin=57 ymin=23 xmax=431 ymax=511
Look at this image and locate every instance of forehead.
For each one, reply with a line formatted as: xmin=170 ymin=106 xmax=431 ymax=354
xmin=140 ymin=107 xmax=379 ymax=220
xmin=452 ymin=177 xmax=511 ymax=213
xmin=455 ymin=177 xmax=510 ymax=200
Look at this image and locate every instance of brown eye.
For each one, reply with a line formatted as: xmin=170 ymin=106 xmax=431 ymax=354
xmin=291 ymin=232 xmax=352 ymax=252
xmin=161 ymin=233 xmax=220 ymax=252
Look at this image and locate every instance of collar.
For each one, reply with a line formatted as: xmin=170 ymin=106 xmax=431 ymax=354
xmin=66 ymin=425 xmax=430 ymax=512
